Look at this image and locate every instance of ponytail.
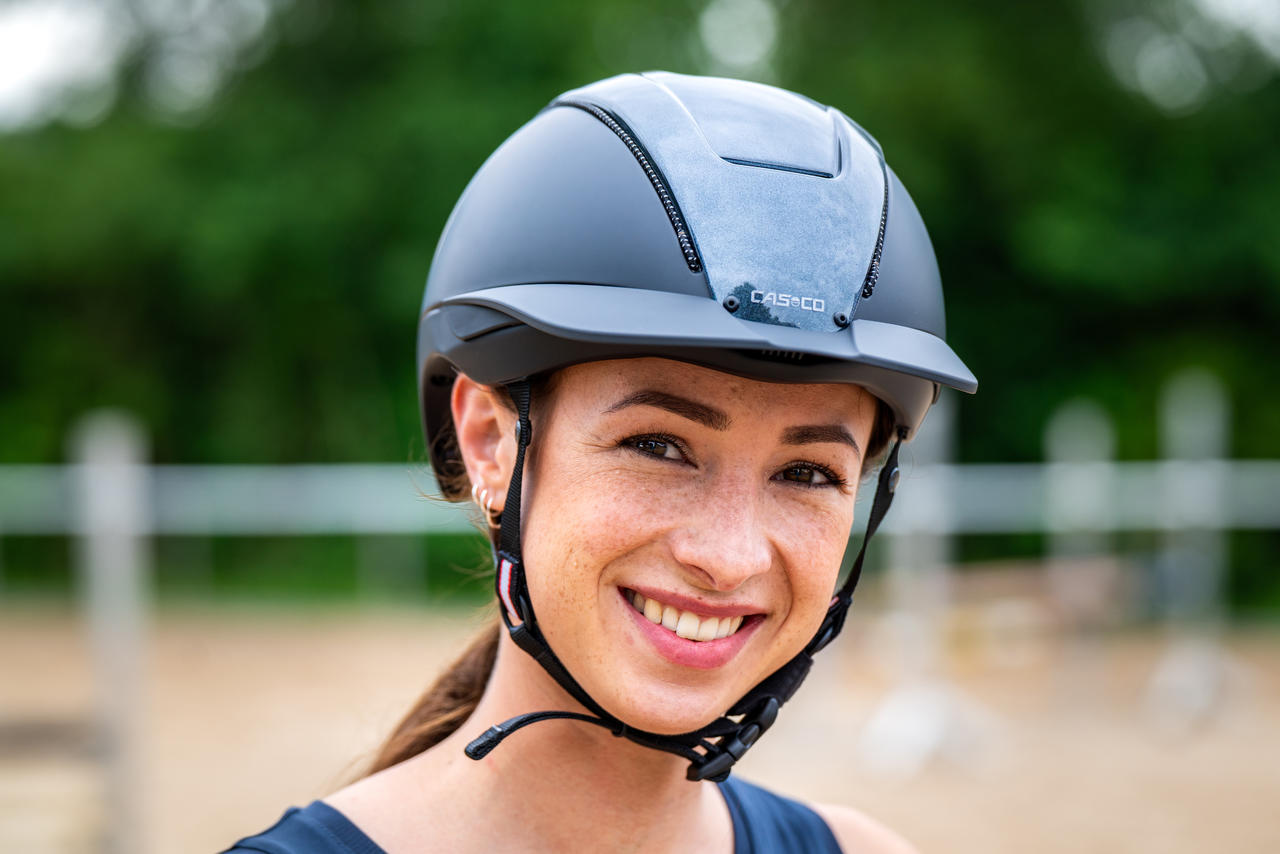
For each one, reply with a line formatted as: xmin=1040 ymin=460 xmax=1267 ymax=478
xmin=365 ymin=617 xmax=500 ymax=775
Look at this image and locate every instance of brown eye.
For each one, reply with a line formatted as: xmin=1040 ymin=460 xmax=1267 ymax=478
xmin=776 ymin=464 xmax=839 ymax=487
xmin=626 ymin=435 xmax=684 ymax=462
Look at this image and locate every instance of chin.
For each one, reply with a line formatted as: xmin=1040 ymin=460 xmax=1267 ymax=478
xmin=601 ymin=680 xmax=738 ymax=737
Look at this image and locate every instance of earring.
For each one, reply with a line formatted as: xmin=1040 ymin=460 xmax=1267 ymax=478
xmin=471 ymin=482 xmax=502 ymax=530
xmin=483 ymin=488 xmax=502 ymax=530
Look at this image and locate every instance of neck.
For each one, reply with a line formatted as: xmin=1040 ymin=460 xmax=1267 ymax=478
xmin=424 ymin=631 xmax=730 ymax=852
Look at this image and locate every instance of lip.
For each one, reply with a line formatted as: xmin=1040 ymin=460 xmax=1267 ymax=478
xmin=618 ymin=587 xmax=762 ymax=670
xmin=625 ymin=584 xmax=762 ymax=619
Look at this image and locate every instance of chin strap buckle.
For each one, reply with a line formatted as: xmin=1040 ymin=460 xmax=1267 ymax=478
xmin=686 ymin=696 xmax=781 ymax=782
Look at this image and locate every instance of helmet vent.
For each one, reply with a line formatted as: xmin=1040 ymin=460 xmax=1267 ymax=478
xmin=561 ymin=101 xmax=704 ymax=275
xmin=739 ymin=348 xmax=833 ymax=367
xmin=757 ymin=349 xmax=809 ymax=362
xmin=860 ymin=167 xmax=889 ymax=300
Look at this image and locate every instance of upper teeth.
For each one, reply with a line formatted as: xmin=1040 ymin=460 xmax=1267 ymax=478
xmin=628 ymin=591 xmax=744 ymax=642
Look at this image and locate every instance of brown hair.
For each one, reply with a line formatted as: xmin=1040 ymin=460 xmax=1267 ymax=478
xmin=366 ymin=383 xmax=896 ymax=774
xmin=367 ymin=617 xmax=500 ymax=774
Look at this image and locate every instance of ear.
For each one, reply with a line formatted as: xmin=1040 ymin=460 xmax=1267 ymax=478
xmin=451 ymin=375 xmax=516 ymax=504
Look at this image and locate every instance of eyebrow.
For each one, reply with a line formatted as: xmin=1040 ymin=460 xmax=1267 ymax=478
xmin=604 ymin=390 xmax=731 ymax=431
xmin=782 ymin=425 xmax=862 ymax=456
xmin=606 ymin=390 xmax=861 ymax=455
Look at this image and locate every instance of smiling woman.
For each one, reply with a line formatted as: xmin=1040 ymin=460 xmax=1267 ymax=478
xmin=501 ymin=360 xmax=880 ymax=735
xmin=224 ymin=72 xmax=975 ymax=854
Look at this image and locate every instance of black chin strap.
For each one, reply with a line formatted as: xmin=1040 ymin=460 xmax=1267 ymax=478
xmin=465 ymin=379 xmax=906 ymax=781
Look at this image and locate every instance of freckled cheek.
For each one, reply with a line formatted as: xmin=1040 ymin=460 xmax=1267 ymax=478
xmin=523 ymin=470 xmax=678 ymax=598
xmin=776 ymin=509 xmax=853 ymax=601
xmin=562 ymin=472 xmax=686 ymax=547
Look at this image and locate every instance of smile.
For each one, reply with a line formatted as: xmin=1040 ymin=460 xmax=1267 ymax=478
xmin=625 ymin=590 xmax=746 ymax=642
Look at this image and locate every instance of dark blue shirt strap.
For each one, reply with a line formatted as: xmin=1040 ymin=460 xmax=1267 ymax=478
xmin=718 ymin=776 xmax=843 ymax=854
xmin=224 ymin=779 xmax=842 ymax=854
xmin=221 ymin=800 xmax=388 ymax=854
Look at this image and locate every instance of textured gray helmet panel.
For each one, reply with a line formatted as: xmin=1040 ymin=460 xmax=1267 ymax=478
xmin=422 ymin=105 xmax=709 ymax=313
xmin=653 ymin=74 xmax=839 ymax=175
xmin=556 ymin=73 xmax=885 ymax=332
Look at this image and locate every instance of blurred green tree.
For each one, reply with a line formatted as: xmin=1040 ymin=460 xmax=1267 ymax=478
xmin=1 ymin=0 xmax=1276 ymax=601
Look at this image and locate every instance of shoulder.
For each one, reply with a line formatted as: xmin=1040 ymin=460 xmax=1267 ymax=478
xmin=810 ymin=802 xmax=920 ymax=854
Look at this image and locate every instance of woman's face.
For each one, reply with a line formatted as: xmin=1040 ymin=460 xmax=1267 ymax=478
xmin=482 ymin=358 xmax=878 ymax=735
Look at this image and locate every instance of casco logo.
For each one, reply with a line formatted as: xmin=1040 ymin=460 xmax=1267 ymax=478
xmin=750 ymin=290 xmax=826 ymax=312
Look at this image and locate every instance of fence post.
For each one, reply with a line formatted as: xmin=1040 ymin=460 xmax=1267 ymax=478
xmin=71 ymin=411 xmax=149 ymax=854
xmin=883 ymin=390 xmax=955 ymax=677
xmin=1045 ymin=398 xmax=1115 ymax=561
xmin=1148 ymin=368 xmax=1233 ymax=731
xmin=1044 ymin=399 xmax=1117 ymax=703
xmin=858 ymin=393 xmax=993 ymax=775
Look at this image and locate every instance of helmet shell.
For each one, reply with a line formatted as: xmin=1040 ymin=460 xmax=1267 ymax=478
xmin=418 ymin=72 xmax=976 ymax=473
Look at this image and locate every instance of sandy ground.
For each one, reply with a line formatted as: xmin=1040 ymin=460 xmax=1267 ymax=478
xmin=1 ymin=601 xmax=1278 ymax=853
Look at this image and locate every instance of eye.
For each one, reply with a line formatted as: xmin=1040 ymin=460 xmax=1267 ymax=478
xmin=624 ymin=434 xmax=686 ymax=463
xmin=775 ymin=462 xmax=845 ymax=488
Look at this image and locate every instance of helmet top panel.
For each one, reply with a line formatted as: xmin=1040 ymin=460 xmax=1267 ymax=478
xmin=652 ymin=72 xmax=839 ymax=176
xmin=557 ymin=72 xmax=887 ymax=334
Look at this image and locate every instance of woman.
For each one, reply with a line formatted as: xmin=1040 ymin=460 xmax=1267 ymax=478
xmin=227 ymin=72 xmax=976 ymax=853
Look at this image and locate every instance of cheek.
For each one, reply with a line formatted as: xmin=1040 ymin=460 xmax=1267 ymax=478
xmin=522 ymin=462 xmax=672 ymax=599
xmin=774 ymin=501 xmax=854 ymax=613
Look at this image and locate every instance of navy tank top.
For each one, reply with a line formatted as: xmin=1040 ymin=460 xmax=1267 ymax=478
xmin=224 ymin=776 xmax=842 ymax=853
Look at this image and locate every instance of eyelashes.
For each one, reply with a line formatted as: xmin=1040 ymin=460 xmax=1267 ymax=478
xmin=620 ymin=433 xmax=848 ymax=490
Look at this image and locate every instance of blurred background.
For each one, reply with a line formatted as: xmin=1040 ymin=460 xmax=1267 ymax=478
xmin=1 ymin=0 xmax=1278 ymax=851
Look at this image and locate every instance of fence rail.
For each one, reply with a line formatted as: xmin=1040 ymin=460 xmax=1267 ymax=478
xmin=2 ymin=460 xmax=1277 ymax=537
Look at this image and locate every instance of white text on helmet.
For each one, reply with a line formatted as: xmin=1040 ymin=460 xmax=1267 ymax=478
xmin=750 ymin=290 xmax=826 ymax=312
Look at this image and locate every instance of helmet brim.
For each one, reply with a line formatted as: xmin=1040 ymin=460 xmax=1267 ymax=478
xmin=420 ymin=283 xmax=976 ymax=441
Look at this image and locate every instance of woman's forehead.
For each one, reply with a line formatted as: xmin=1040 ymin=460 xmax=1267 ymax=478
xmin=552 ymin=358 xmax=875 ymax=421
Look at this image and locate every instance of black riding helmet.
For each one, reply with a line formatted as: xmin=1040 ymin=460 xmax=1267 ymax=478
xmin=416 ymin=72 xmax=976 ymax=781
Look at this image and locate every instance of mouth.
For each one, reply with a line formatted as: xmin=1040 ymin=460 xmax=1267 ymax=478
xmin=623 ymin=589 xmax=753 ymax=643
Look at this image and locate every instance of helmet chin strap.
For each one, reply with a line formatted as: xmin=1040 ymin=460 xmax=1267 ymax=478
xmin=464 ymin=379 xmax=906 ymax=782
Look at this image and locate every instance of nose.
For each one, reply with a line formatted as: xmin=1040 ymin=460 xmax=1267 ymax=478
xmin=666 ymin=476 xmax=774 ymax=592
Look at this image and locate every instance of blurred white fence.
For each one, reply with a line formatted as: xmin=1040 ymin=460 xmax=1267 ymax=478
xmin=1 ymin=457 xmax=1277 ymax=538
